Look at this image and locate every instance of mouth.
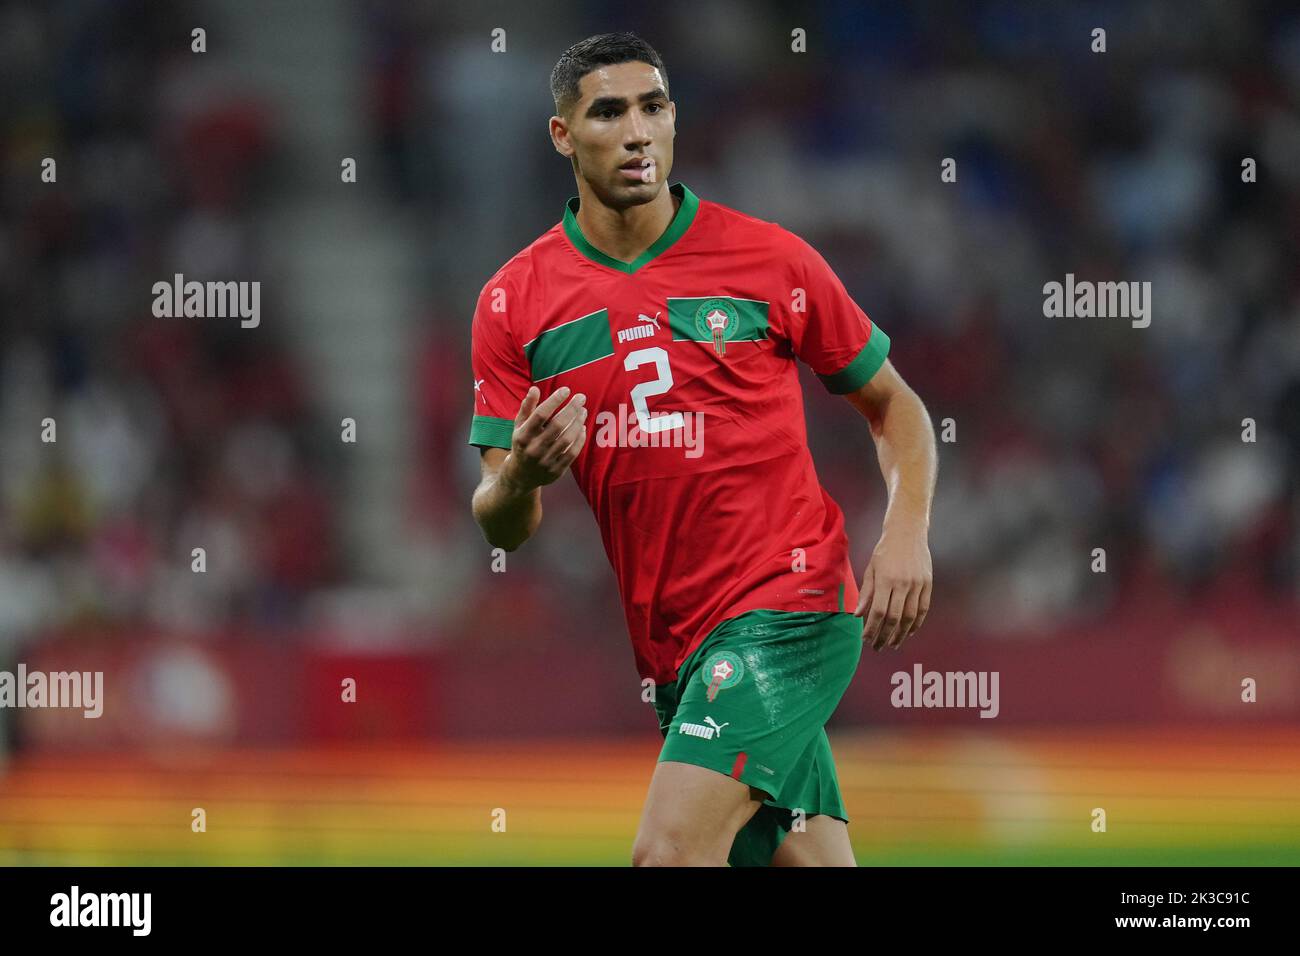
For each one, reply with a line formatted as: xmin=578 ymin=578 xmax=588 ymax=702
xmin=619 ymin=157 xmax=656 ymax=183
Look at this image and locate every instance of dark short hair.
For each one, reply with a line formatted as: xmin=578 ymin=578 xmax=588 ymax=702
xmin=550 ymin=32 xmax=669 ymax=119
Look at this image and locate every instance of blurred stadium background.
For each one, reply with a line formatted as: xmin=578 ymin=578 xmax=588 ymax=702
xmin=1 ymin=0 xmax=1298 ymax=865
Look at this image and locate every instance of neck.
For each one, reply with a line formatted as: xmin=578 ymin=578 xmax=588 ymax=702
xmin=574 ymin=183 xmax=680 ymax=264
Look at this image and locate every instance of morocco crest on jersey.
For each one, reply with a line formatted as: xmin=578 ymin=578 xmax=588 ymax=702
xmin=694 ymin=298 xmax=741 ymax=356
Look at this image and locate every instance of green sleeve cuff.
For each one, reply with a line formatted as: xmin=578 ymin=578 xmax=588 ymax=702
xmin=468 ymin=415 xmax=514 ymax=449
xmin=817 ymin=326 xmax=891 ymax=394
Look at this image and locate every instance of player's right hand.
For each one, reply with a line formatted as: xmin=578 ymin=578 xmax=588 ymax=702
xmin=501 ymin=385 xmax=588 ymax=491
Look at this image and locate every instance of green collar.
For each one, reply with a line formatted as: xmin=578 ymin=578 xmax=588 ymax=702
xmin=562 ymin=181 xmax=699 ymax=274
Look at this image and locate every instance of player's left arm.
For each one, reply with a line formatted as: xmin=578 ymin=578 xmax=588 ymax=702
xmin=842 ymin=358 xmax=937 ymax=651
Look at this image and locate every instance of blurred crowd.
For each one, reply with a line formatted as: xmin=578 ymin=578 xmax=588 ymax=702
xmin=2 ymin=0 xmax=1297 ymax=649
xmin=0 ymin=0 xmax=338 ymax=643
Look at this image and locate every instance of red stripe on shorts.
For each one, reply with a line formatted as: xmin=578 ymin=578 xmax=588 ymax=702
xmin=730 ymin=752 xmax=747 ymax=780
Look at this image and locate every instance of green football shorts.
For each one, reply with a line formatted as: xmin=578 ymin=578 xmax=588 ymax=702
xmin=652 ymin=608 xmax=863 ymax=867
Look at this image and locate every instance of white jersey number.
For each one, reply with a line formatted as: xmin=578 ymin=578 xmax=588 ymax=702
xmin=624 ymin=347 xmax=685 ymax=433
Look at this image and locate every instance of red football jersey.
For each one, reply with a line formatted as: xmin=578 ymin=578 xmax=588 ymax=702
xmin=469 ymin=182 xmax=891 ymax=684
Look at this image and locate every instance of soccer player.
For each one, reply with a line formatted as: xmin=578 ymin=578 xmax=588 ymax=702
xmin=468 ymin=32 xmax=937 ymax=866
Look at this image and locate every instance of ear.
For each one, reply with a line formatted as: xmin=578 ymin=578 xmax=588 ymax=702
xmin=549 ymin=115 xmax=572 ymax=156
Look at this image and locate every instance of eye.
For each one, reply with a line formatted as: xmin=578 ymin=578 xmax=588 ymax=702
xmin=646 ymin=103 xmax=663 ymax=113
xmin=600 ymin=108 xmax=618 ymax=119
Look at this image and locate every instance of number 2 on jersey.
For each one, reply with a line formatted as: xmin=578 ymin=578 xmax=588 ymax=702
xmin=624 ymin=347 xmax=685 ymax=433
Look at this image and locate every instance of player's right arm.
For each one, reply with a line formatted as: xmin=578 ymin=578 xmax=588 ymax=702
xmin=472 ymin=385 xmax=587 ymax=551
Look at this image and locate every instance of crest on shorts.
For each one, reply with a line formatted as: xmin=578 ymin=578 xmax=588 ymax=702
xmin=701 ymin=650 xmax=744 ymax=701
xmin=693 ymin=298 xmax=740 ymax=356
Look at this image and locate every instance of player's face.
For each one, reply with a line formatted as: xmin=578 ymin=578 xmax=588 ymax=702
xmin=563 ymin=61 xmax=675 ymax=208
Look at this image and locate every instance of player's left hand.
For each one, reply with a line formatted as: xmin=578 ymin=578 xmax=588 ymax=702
xmin=855 ymin=527 xmax=932 ymax=651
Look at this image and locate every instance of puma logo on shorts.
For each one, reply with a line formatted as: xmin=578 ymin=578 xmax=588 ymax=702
xmin=679 ymin=716 xmax=729 ymax=740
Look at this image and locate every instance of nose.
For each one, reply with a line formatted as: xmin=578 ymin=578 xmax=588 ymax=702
xmin=624 ymin=109 xmax=651 ymax=146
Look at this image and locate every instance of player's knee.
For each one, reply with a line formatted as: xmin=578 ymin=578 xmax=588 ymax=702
xmin=631 ymin=829 xmax=720 ymax=867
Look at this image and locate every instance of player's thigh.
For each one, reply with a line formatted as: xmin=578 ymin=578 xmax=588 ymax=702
xmin=771 ymin=814 xmax=857 ymax=867
xmin=633 ymin=760 xmax=765 ymax=866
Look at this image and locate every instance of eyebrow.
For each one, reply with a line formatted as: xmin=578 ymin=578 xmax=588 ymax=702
xmin=585 ymin=89 xmax=667 ymax=116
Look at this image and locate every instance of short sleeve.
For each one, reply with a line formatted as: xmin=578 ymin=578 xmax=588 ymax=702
xmin=468 ymin=274 xmax=532 ymax=449
xmin=785 ymin=234 xmax=890 ymax=394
